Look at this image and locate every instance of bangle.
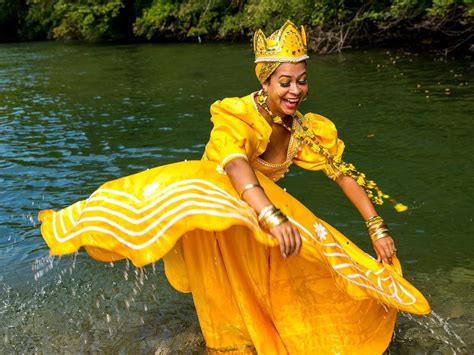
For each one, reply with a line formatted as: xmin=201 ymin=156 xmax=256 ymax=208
xmin=258 ymin=208 xmax=288 ymax=230
xmin=370 ymin=231 xmax=390 ymax=242
xmin=366 ymin=215 xmax=392 ymax=242
xmin=258 ymin=205 xmax=276 ymax=220
xmin=365 ymin=215 xmax=383 ymax=228
xmin=239 ymin=183 xmax=262 ymax=199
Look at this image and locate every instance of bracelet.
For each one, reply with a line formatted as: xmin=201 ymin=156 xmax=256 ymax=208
xmin=258 ymin=205 xmax=276 ymax=220
xmin=365 ymin=215 xmax=383 ymax=228
xmin=365 ymin=215 xmax=392 ymax=242
xmin=258 ymin=208 xmax=288 ymax=231
xmin=370 ymin=231 xmax=390 ymax=243
xmin=369 ymin=226 xmax=390 ymax=242
xmin=368 ymin=223 xmax=388 ymax=234
xmin=239 ymin=183 xmax=262 ymax=199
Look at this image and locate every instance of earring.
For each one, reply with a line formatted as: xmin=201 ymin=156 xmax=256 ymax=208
xmin=257 ymin=89 xmax=267 ymax=105
xmin=301 ymin=91 xmax=309 ymax=102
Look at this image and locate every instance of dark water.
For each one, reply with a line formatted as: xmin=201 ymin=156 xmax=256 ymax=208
xmin=0 ymin=42 xmax=472 ymax=353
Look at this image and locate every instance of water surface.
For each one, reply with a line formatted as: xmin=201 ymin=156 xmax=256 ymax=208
xmin=0 ymin=42 xmax=472 ymax=353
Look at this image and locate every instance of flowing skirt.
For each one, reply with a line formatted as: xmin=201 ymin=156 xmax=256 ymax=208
xmin=38 ymin=160 xmax=430 ymax=354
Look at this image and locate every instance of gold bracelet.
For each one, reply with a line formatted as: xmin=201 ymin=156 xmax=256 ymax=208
xmin=368 ymin=223 xmax=388 ymax=234
xmin=370 ymin=231 xmax=390 ymax=243
xmin=239 ymin=183 xmax=262 ymax=199
xmin=259 ymin=209 xmax=288 ymax=230
xmin=258 ymin=205 xmax=276 ymax=220
xmin=365 ymin=215 xmax=383 ymax=228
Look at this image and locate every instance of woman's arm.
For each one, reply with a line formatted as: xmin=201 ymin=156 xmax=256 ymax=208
xmin=334 ymin=174 xmax=396 ymax=264
xmin=224 ymin=158 xmax=301 ymax=258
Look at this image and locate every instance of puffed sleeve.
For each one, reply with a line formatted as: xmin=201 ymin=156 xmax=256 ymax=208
xmin=203 ymin=97 xmax=266 ymax=167
xmin=293 ymin=113 xmax=345 ymax=179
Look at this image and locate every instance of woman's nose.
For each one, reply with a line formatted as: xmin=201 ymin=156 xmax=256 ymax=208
xmin=290 ymin=82 xmax=302 ymax=95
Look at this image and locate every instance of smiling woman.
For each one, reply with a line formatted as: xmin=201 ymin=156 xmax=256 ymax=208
xmin=38 ymin=20 xmax=430 ymax=354
xmin=261 ymin=62 xmax=308 ymax=117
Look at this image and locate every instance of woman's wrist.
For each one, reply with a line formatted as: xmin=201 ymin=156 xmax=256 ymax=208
xmin=365 ymin=215 xmax=391 ymax=243
xmin=258 ymin=205 xmax=288 ymax=231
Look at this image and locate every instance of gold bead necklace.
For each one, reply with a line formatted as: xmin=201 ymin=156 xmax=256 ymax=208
xmin=256 ymin=91 xmax=407 ymax=212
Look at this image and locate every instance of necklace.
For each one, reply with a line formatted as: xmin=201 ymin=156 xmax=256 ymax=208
xmin=256 ymin=91 xmax=407 ymax=212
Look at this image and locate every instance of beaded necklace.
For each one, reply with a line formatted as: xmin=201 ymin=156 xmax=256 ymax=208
xmin=256 ymin=91 xmax=407 ymax=212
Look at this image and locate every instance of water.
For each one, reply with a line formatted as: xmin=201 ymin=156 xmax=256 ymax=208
xmin=0 ymin=42 xmax=472 ymax=353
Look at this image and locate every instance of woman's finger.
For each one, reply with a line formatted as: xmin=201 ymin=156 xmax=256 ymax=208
xmin=285 ymin=224 xmax=296 ymax=255
xmin=376 ymin=243 xmax=389 ymax=264
xmin=293 ymin=227 xmax=301 ymax=256
xmin=278 ymin=231 xmax=288 ymax=258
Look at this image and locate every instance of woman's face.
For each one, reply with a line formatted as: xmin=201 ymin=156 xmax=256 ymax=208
xmin=262 ymin=62 xmax=308 ymax=118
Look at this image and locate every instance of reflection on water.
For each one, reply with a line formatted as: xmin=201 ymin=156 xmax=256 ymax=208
xmin=0 ymin=42 xmax=473 ymax=353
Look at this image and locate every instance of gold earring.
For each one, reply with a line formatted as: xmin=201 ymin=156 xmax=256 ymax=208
xmin=257 ymin=89 xmax=267 ymax=105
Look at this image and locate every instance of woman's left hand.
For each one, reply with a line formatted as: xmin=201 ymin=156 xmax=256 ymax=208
xmin=373 ymin=236 xmax=397 ymax=264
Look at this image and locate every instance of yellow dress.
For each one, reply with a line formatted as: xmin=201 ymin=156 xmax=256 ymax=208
xmin=39 ymin=94 xmax=430 ymax=354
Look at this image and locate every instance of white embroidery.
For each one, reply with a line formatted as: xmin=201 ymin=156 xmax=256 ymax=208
xmin=313 ymin=222 xmax=327 ymax=240
xmin=216 ymin=165 xmax=227 ymax=175
xmin=221 ymin=153 xmax=248 ymax=167
xmin=143 ymin=182 xmax=159 ymax=198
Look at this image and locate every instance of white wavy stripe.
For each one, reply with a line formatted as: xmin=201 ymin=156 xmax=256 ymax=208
xmin=59 ymin=200 xmax=255 ymax=240
xmin=59 ymin=208 xmax=66 ymax=234
xmin=52 ymin=212 xmax=58 ymax=242
xmin=88 ymin=182 xmax=245 ymax=215
xmin=82 ymin=192 xmax=251 ymax=226
xmin=374 ymin=267 xmax=386 ymax=275
xmin=288 ymin=217 xmax=417 ymax=306
xmin=332 ymin=263 xmax=355 ymax=270
xmin=90 ymin=188 xmax=141 ymax=203
xmin=76 ymin=201 xmax=82 ymax=216
xmin=91 ymin=179 xmax=247 ymax=210
xmin=53 ymin=209 xmax=258 ymax=250
xmin=393 ymin=278 xmax=417 ymax=304
xmin=388 ymin=280 xmax=404 ymax=303
xmin=323 ymin=252 xmax=350 ymax=258
xmin=67 ymin=205 xmax=75 ymax=226
xmin=53 ymin=198 xmax=257 ymax=242
xmin=149 ymin=179 xmax=248 ymax=207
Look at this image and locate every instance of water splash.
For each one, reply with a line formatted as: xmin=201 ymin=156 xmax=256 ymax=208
xmin=399 ymin=311 xmax=466 ymax=353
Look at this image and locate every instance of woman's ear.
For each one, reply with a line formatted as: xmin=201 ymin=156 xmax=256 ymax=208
xmin=262 ymin=80 xmax=269 ymax=94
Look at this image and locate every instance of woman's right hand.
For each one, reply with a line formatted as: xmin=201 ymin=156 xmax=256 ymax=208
xmin=269 ymin=221 xmax=302 ymax=258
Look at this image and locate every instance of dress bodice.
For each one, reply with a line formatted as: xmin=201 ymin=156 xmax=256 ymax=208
xmin=249 ymin=95 xmax=302 ymax=181
xmin=202 ymin=93 xmax=345 ymax=181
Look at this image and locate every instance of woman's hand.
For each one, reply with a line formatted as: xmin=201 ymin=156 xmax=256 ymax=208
xmin=373 ymin=236 xmax=397 ymax=264
xmin=269 ymin=221 xmax=302 ymax=258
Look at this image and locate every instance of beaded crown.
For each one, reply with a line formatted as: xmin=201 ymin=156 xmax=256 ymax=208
xmin=253 ymin=20 xmax=309 ymax=63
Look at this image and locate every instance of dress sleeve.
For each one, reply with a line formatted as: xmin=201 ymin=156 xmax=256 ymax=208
xmin=204 ymin=97 xmax=262 ymax=167
xmin=293 ymin=113 xmax=345 ymax=179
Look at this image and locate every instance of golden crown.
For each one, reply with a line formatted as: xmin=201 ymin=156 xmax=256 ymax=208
xmin=253 ymin=20 xmax=309 ymax=63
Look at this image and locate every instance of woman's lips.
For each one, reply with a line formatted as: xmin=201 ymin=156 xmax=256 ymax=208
xmin=282 ymin=98 xmax=299 ymax=110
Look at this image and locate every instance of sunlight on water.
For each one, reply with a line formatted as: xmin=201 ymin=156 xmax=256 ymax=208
xmin=0 ymin=42 xmax=472 ymax=353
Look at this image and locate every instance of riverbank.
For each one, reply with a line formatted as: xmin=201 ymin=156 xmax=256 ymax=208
xmin=1 ymin=1 xmax=473 ymax=55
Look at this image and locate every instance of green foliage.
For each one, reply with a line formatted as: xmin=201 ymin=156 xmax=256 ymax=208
xmin=2 ymin=0 xmax=473 ymax=53
xmin=26 ymin=0 xmax=124 ymax=40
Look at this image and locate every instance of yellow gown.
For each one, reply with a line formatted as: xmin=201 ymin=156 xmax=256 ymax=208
xmin=39 ymin=94 xmax=430 ymax=354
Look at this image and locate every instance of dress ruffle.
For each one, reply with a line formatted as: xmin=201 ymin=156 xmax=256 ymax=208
xmin=39 ymin=160 xmax=430 ymax=316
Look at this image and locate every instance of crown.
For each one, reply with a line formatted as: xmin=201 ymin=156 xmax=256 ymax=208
xmin=253 ymin=20 xmax=309 ymax=63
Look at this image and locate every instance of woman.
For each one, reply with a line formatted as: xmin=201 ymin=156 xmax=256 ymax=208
xmin=39 ymin=21 xmax=430 ymax=354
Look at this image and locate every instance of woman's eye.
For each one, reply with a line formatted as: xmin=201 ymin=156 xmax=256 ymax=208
xmin=279 ymin=82 xmax=291 ymax=87
xmin=298 ymin=80 xmax=307 ymax=85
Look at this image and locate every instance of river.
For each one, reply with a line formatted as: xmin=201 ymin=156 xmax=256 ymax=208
xmin=0 ymin=42 xmax=472 ymax=353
